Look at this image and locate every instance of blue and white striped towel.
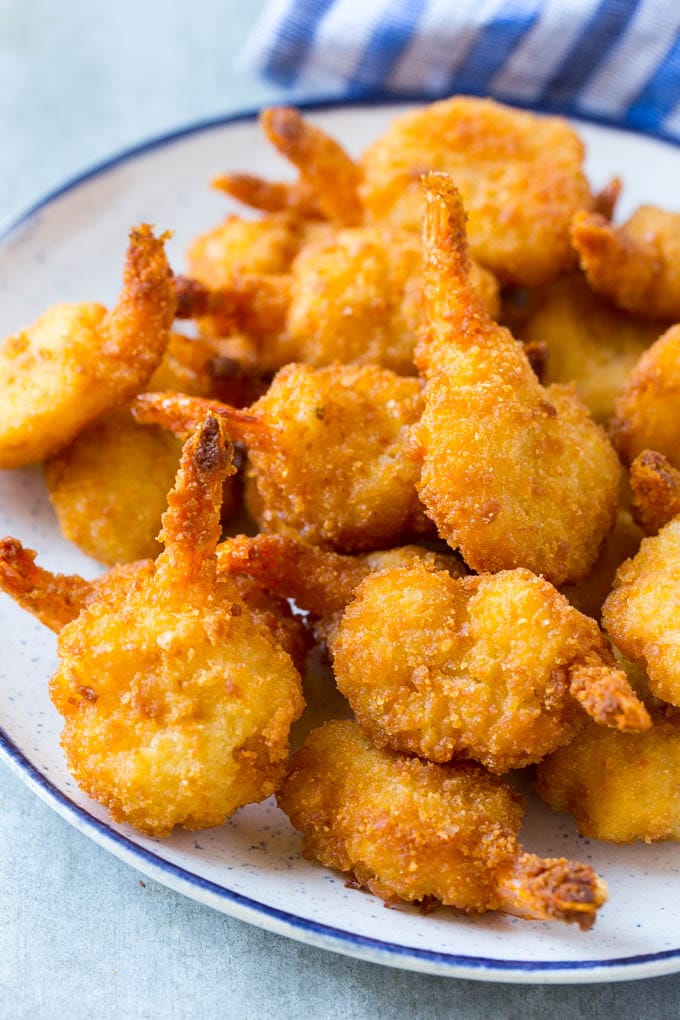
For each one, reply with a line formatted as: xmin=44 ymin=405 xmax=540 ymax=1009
xmin=241 ymin=0 xmax=680 ymax=142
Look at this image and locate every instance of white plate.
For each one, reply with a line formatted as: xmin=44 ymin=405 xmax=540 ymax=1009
xmin=2 ymin=102 xmax=680 ymax=984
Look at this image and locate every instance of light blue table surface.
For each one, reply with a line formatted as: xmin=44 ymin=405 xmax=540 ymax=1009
xmin=2 ymin=4 xmax=680 ymax=1016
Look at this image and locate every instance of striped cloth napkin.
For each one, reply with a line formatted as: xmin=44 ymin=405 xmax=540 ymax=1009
xmin=241 ymin=0 xmax=680 ymax=142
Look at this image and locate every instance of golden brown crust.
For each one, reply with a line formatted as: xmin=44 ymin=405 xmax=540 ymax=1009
xmin=572 ymin=206 xmax=680 ymax=319
xmin=360 ymin=96 xmax=590 ymax=286
xmin=602 ymin=517 xmax=680 ymax=706
xmin=414 ymin=173 xmax=620 ymax=586
xmin=630 ymin=450 xmax=680 ymax=535
xmin=537 ymin=715 xmax=680 ymax=842
xmin=611 ymin=325 xmax=680 ymax=467
xmin=44 ymin=411 xmax=184 ymax=565
xmin=178 ymin=229 xmax=500 ymax=375
xmin=278 ymin=721 xmax=606 ymax=926
xmin=332 ymin=561 xmax=648 ymax=773
xmin=0 ymin=225 xmax=175 ymax=468
xmin=518 ymin=274 xmax=664 ymax=424
xmin=45 ymin=415 xmax=303 ymax=836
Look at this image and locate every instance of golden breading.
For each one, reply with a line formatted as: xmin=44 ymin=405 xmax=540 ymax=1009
xmin=176 ymin=228 xmax=500 ymax=375
xmin=0 ymin=536 xmax=153 ymax=633
xmin=611 ymin=324 xmax=680 ymax=467
xmin=44 ymin=411 xmax=184 ymax=565
xmin=33 ymin=415 xmax=304 ymax=836
xmin=560 ymin=503 xmax=643 ymax=620
xmin=236 ymin=362 xmax=432 ymax=550
xmin=0 ymin=532 xmax=308 ymax=673
xmin=518 ymin=274 xmax=664 ymax=424
xmin=360 ymin=96 xmax=591 ymax=286
xmin=572 ymin=206 xmax=680 ymax=319
xmin=332 ymin=561 xmax=648 ymax=773
xmin=216 ymin=532 xmax=466 ymax=648
xmin=603 ymin=517 xmax=680 ymax=707
xmin=153 ymin=313 xmax=273 ymax=408
xmin=537 ymin=714 xmax=680 ymax=842
xmin=132 ymin=363 xmax=433 ymax=552
xmin=186 ymin=213 xmax=321 ymax=289
xmin=0 ymin=226 xmax=175 ymax=468
xmin=286 ymin=228 xmax=499 ymax=373
xmin=630 ymin=450 xmax=680 ymax=535
xmin=278 ymin=721 xmax=607 ymax=928
xmin=413 ymin=174 xmax=620 ymax=586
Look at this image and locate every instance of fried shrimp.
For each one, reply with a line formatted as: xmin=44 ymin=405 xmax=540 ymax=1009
xmin=132 ymin=362 xmax=432 ymax=551
xmin=610 ymin=324 xmax=680 ymax=467
xmin=413 ymin=174 xmax=620 ymax=586
xmin=629 ymin=450 xmax=680 ymax=535
xmin=0 ymin=225 xmax=175 ymax=468
xmin=176 ymin=228 xmax=500 ymax=375
xmin=0 ymin=536 xmax=153 ymax=633
xmin=216 ymin=532 xmax=465 ymax=646
xmin=559 ymin=504 xmax=642 ymax=620
xmin=0 ymin=533 xmax=309 ymax=673
xmin=537 ymin=713 xmax=680 ymax=843
xmin=21 ymin=415 xmax=305 ymax=836
xmin=215 ymin=107 xmax=362 ymax=226
xmin=186 ymin=211 xmax=330 ymax=293
xmin=518 ymin=274 xmax=664 ymax=424
xmin=331 ymin=560 xmax=649 ymax=773
xmin=572 ymin=206 xmax=680 ymax=319
xmin=360 ymin=96 xmax=591 ymax=286
xmin=602 ymin=517 xmax=680 ymax=708
xmin=278 ymin=721 xmax=607 ymax=928
xmin=44 ymin=412 xmax=184 ymax=565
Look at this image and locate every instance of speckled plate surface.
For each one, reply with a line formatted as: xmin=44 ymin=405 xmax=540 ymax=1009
xmin=1 ymin=103 xmax=680 ymax=983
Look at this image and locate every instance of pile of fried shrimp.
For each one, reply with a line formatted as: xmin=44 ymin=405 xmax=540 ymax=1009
xmin=4 ymin=96 xmax=680 ymax=933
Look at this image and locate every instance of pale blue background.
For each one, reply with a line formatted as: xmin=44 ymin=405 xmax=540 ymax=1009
xmin=2 ymin=3 xmax=680 ymax=1016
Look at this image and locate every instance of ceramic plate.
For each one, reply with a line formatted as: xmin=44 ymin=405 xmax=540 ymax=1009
xmin=2 ymin=102 xmax=680 ymax=984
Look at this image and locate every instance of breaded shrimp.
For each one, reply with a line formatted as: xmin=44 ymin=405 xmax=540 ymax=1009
xmin=559 ymin=504 xmax=642 ymax=620
xmin=215 ymin=106 xmax=362 ymax=227
xmin=44 ymin=412 xmax=185 ymax=565
xmin=186 ymin=212 xmax=327 ymax=291
xmin=148 ymin=330 xmax=266 ymax=406
xmin=610 ymin=324 xmax=680 ymax=467
xmin=572 ymin=206 xmax=680 ymax=319
xmin=603 ymin=517 xmax=680 ymax=707
xmin=630 ymin=450 xmax=680 ymax=535
xmin=22 ymin=415 xmax=305 ymax=836
xmin=216 ymin=532 xmax=465 ymax=647
xmin=278 ymin=721 xmax=607 ymax=928
xmin=360 ymin=96 xmax=591 ymax=286
xmin=0 ymin=533 xmax=308 ymax=673
xmin=332 ymin=560 xmax=649 ymax=773
xmin=537 ymin=713 xmax=680 ymax=843
xmin=518 ymin=274 xmax=664 ymax=424
xmin=0 ymin=226 xmax=175 ymax=468
xmin=0 ymin=536 xmax=153 ymax=633
xmin=413 ymin=174 xmax=620 ymax=586
xmin=176 ymin=228 xmax=500 ymax=375
xmin=132 ymin=362 xmax=433 ymax=551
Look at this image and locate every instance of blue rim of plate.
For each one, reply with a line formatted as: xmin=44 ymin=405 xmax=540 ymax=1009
xmin=1 ymin=96 xmax=680 ymax=982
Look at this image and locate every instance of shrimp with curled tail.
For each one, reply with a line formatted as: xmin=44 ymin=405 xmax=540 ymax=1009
xmin=0 ymin=225 xmax=176 ymax=468
xmin=131 ymin=361 xmax=433 ymax=552
xmin=279 ymin=721 xmax=608 ymax=929
xmin=413 ymin=173 xmax=620 ymax=586
xmin=0 ymin=416 xmax=305 ymax=836
xmin=219 ymin=534 xmax=650 ymax=774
